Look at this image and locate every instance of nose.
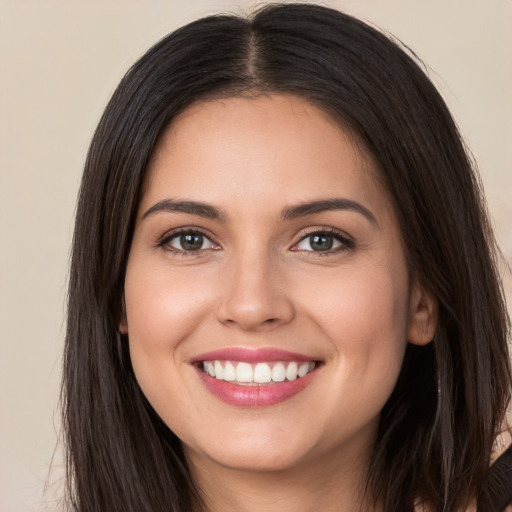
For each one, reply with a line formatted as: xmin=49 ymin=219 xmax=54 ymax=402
xmin=216 ymin=250 xmax=295 ymax=332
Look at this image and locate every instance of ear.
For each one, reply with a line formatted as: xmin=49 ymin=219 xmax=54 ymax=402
xmin=407 ymin=278 xmax=438 ymax=346
xmin=119 ymin=295 xmax=128 ymax=335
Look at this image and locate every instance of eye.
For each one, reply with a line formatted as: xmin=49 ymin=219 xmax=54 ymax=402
xmin=293 ymin=230 xmax=352 ymax=253
xmin=160 ymin=230 xmax=219 ymax=253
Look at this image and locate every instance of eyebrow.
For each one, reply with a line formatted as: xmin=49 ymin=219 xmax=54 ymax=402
xmin=142 ymin=199 xmax=228 ymax=222
xmin=142 ymin=197 xmax=377 ymax=225
xmin=282 ymin=198 xmax=378 ymax=225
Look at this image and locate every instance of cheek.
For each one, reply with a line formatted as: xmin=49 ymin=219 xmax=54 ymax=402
xmin=123 ymin=261 xmax=215 ymax=403
xmin=296 ymin=261 xmax=410 ymax=412
xmin=303 ymin=262 xmax=409 ymax=344
xmin=124 ymin=262 xmax=212 ymax=349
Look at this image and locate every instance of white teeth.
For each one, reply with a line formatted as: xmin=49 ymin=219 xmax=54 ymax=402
xmin=223 ymin=361 xmax=236 ymax=381
xmin=214 ymin=361 xmax=224 ymax=380
xmin=254 ymin=363 xmax=272 ymax=383
xmin=236 ymin=362 xmax=254 ymax=383
xmin=271 ymin=362 xmax=286 ymax=382
xmin=202 ymin=360 xmax=317 ymax=384
xmin=298 ymin=362 xmax=313 ymax=378
xmin=286 ymin=362 xmax=298 ymax=381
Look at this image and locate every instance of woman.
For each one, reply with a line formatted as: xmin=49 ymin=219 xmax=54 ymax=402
xmin=63 ymin=3 xmax=512 ymax=511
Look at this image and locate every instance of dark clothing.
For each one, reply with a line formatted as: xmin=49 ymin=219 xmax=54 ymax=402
xmin=480 ymin=447 xmax=512 ymax=512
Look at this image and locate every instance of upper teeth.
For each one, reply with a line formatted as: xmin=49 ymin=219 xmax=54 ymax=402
xmin=202 ymin=361 xmax=316 ymax=384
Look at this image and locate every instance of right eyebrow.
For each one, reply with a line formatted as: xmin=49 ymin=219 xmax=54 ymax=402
xmin=142 ymin=199 xmax=228 ymax=222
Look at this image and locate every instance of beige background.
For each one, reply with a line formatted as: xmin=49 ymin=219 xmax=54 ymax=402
xmin=0 ymin=1 xmax=510 ymax=510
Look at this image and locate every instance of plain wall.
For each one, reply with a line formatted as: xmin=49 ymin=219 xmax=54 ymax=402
xmin=1 ymin=1 xmax=510 ymax=510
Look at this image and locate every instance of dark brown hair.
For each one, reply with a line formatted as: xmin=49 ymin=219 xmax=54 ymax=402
xmin=64 ymin=3 xmax=511 ymax=511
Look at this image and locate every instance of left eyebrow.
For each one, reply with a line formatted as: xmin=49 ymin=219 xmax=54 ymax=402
xmin=282 ymin=198 xmax=378 ymax=225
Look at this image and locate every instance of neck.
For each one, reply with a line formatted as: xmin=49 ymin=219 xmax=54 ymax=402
xmin=187 ymin=439 xmax=380 ymax=512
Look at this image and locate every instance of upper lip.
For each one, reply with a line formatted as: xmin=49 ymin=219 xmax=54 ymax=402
xmin=190 ymin=347 xmax=321 ymax=364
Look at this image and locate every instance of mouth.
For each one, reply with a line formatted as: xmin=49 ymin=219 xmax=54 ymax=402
xmin=199 ymin=360 xmax=317 ymax=385
xmin=191 ymin=348 xmax=322 ymax=407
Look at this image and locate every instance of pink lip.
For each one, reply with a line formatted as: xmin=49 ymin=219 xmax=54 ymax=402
xmin=191 ymin=347 xmax=317 ymax=364
xmin=190 ymin=347 xmax=322 ymax=407
xmin=196 ymin=367 xmax=318 ymax=407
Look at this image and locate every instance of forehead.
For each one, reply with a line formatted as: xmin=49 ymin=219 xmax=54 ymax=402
xmin=141 ymin=94 xmax=389 ymax=221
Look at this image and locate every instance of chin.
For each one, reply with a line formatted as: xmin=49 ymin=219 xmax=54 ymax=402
xmin=181 ymin=421 xmax=320 ymax=474
xmin=190 ymin=442 xmax=312 ymax=474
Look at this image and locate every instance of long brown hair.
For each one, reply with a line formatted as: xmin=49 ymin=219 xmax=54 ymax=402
xmin=63 ymin=4 xmax=511 ymax=511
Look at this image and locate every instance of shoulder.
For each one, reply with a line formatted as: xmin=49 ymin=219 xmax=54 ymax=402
xmin=414 ymin=430 xmax=512 ymax=512
xmin=480 ymin=429 xmax=512 ymax=512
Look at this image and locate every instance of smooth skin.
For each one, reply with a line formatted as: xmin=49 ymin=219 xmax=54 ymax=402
xmin=120 ymin=95 xmax=437 ymax=512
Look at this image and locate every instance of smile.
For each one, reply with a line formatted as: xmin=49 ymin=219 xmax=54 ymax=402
xmin=201 ymin=360 xmax=316 ymax=384
xmin=192 ymin=348 xmax=322 ymax=407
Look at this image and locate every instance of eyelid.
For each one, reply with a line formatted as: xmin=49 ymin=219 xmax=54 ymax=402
xmin=157 ymin=226 xmax=221 ymax=253
xmin=291 ymin=226 xmax=354 ymax=253
xmin=156 ymin=225 xmax=352 ymax=255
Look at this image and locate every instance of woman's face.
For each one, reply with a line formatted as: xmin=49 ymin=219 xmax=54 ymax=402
xmin=121 ymin=95 xmax=435 ymax=475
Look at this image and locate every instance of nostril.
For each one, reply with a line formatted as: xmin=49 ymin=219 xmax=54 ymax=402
xmin=221 ymin=314 xmax=290 ymax=332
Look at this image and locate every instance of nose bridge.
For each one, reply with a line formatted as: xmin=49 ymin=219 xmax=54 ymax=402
xmin=218 ymin=242 xmax=294 ymax=331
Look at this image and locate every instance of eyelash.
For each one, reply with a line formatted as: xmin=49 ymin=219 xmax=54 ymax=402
xmin=157 ymin=228 xmax=219 ymax=256
xmin=157 ymin=227 xmax=354 ymax=256
xmin=292 ymin=227 xmax=354 ymax=255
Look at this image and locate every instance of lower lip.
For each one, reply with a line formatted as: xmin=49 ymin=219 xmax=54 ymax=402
xmin=196 ymin=366 xmax=318 ymax=407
